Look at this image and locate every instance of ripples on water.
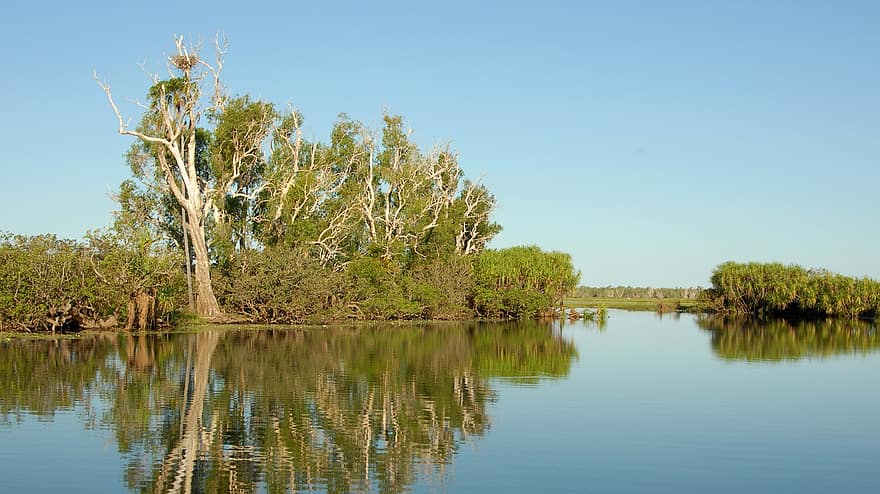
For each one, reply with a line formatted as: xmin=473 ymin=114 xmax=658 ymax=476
xmin=0 ymin=313 xmax=878 ymax=493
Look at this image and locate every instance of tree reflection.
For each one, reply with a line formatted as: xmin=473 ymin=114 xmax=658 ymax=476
xmin=0 ymin=321 xmax=576 ymax=492
xmin=0 ymin=335 xmax=115 ymax=423
xmin=697 ymin=315 xmax=880 ymax=362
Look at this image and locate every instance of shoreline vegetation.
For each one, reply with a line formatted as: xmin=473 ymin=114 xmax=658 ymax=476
xmin=3 ymin=232 xmax=879 ymax=333
xmin=0 ymin=37 xmax=581 ymax=333
xmin=1 ymin=38 xmax=877 ymax=334
xmin=700 ymin=261 xmax=880 ymax=320
xmin=0 ymin=233 xmax=580 ymax=333
xmin=567 ymin=263 xmax=880 ymax=321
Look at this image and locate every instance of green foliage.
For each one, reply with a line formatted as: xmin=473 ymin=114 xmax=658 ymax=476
xmin=0 ymin=233 xmax=100 ymax=331
xmin=147 ymin=77 xmax=193 ymax=108
xmin=702 ymin=261 xmax=880 ymax=318
xmin=0 ymin=231 xmax=184 ymax=332
xmin=406 ymin=255 xmax=475 ymax=319
xmin=208 ymin=96 xmax=277 ymax=258
xmin=343 ymin=257 xmax=422 ymax=319
xmin=473 ymin=246 xmax=580 ymax=318
xmin=214 ymin=244 xmax=480 ymax=322
xmin=87 ymin=228 xmax=185 ymax=321
xmin=214 ymin=245 xmax=343 ymax=323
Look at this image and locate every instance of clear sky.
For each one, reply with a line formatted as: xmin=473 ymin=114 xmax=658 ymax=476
xmin=1 ymin=1 xmax=877 ymax=287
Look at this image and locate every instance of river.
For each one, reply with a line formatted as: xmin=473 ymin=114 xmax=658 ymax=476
xmin=1 ymin=310 xmax=878 ymax=493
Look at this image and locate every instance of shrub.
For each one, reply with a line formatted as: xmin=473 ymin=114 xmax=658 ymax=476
xmin=472 ymin=246 xmax=579 ymax=318
xmin=0 ymin=232 xmax=183 ymax=331
xmin=704 ymin=261 xmax=880 ymax=319
xmin=406 ymin=255 xmax=475 ymax=319
xmin=215 ymin=245 xmax=344 ymax=323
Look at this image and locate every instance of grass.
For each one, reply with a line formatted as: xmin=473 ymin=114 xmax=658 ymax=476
xmin=563 ymin=297 xmax=702 ymax=312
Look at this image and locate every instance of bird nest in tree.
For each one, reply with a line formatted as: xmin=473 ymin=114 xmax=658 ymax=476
xmin=170 ymin=54 xmax=199 ymax=70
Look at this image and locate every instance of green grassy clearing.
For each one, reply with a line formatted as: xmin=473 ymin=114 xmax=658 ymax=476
xmin=563 ymin=297 xmax=701 ymax=312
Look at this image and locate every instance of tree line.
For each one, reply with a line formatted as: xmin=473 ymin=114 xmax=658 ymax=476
xmin=0 ymin=36 xmax=579 ymax=331
xmin=571 ymin=286 xmax=702 ymax=299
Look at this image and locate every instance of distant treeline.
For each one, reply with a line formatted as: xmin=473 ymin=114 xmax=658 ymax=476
xmin=701 ymin=262 xmax=880 ymax=319
xmin=571 ymin=286 xmax=702 ymax=299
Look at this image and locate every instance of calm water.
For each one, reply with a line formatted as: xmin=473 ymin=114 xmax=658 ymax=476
xmin=1 ymin=311 xmax=878 ymax=493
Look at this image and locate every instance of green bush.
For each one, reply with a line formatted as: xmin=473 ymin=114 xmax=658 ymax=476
xmin=0 ymin=232 xmax=184 ymax=331
xmin=472 ymin=246 xmax=579 ymax=319
xmin=215 ymin=245 xmax=344 ymax=323
xmin=342 ymin=257 xmax=421 ymax=319
xmin=1 ymin=229 xmax=585 ymax=328
xmin=703 ymin=261 xmax=880 ymax=318
xmin=406 ymin=255 xmax=476 ymax=319
xmin=0 ymin=234 xmax=96 ymax=330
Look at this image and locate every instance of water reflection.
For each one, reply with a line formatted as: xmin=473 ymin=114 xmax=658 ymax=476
xmin=0 ymin=334 xmax=115 ymax=423
xmin=0 ymin=322 xmax=576 ymax=493
xmin=697 ymin=315 xmax=880 ymax=362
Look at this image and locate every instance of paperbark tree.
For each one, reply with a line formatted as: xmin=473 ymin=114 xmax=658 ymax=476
xmin=257 ymin=112 xmax=366 ymax=264
xmin=360 ymin=115 xmax=474 ymax=260
xmin=207 ymin=95 xmax=276 ymax=263
xmin=454 ymin=180 xmax=498 ymax=255
xmin=97 ymin=36 xmax=227 ymax=317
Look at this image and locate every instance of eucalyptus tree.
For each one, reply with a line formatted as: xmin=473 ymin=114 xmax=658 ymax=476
xmin=97 ymin=36 xmax=229 ymax=316
xmin=359 ymin=115 xmax=499 ymax=262
xmin=94 ymin=37 xmax=509 ymax=322
xmin=452 ymin=180 xmax=499 ymax=255
xmin=255 ymin=112 xmax=368 ymax=264
xmin=255 ymin=113 xmax=499 ymax=266
xmin=206 ymin=95 xmax=276 ymax=263
xmin=97 ymin=37 xmax=279 ymax=317
xmin=361 ymin=116 xmax=459 ymax=260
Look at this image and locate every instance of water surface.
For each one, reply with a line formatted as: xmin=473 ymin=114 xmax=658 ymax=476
xmin=1 ymin=311 xmax=878 ymax=493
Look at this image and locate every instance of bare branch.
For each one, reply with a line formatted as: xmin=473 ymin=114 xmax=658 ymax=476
xmin=94 ymin=71 xmax=171 ymax=147
xmin=198 ymin=33 xmax=228 ymax=111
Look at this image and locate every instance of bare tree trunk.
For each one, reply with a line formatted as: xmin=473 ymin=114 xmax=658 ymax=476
xmin=181 ymin=206 xmax=195 ymax=311
xmin=125 ymin=288 xmax=157 ymax=331
xmin=187 ymin=221 xmax=221 ymax=317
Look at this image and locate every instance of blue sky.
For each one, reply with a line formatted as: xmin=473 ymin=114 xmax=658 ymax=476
xmin=1 ymin=1 xmax=877 ymax=286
